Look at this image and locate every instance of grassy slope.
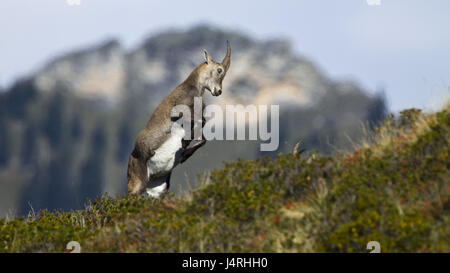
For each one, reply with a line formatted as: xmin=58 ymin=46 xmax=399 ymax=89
xmin=1 ymin=107 xmax=449 ymax=252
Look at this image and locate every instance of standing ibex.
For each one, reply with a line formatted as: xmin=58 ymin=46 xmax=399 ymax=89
xmin=127 ymin=42 xmax=231 ymax=197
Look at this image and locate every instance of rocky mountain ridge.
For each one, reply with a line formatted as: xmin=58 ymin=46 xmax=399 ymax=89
xmin=0 ymin=25 xmax=386 ymax=217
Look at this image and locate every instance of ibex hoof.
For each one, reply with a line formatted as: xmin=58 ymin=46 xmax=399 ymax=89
xmin=196 ymin=139 xmax=207 ymax=146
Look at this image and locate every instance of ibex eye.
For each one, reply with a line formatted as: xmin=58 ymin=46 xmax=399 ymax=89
xmin=217 ymin=68 xmax=223 ymax=74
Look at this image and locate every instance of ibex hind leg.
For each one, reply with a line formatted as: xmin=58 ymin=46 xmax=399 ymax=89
xmin=146 ymin=172 xmax=171 ymax=198
xmin=127 ymin=153 xmax=150 ymax=195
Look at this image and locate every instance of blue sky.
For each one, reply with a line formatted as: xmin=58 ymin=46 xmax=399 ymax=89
xmin=0 ymin=0 xmax=449 ymax=111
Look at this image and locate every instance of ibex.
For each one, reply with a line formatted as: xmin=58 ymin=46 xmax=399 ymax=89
xmin=127 ymin=42 xmax=231 ymax=197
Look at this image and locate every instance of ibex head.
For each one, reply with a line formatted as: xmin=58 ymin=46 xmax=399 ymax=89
xmin=199 ymin=41 xmax=231 ymax=96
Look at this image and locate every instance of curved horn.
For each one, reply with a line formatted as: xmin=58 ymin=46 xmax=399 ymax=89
xmin=221 ymin=40 xmax=231 ymax=72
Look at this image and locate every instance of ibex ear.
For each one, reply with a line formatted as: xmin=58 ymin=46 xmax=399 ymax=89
xmin=203 ymin=49 xmax=212 ymax=64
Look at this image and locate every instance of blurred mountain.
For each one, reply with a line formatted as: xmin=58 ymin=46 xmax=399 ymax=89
xmin=0 ymin=25 xmax=387 ymax=217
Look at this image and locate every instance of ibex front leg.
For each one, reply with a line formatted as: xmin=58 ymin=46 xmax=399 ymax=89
xmin=180 ymin=116 xmax=207 ymax=164
xmin=179 ymin=139 xmax=206 ymax=164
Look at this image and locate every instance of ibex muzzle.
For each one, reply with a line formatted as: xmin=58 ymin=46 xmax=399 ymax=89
xmin=127 ymin=41 xmax=231 ymax=198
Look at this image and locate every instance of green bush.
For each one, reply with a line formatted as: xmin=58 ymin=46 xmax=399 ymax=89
xmin=0 ymin=107 xmax=448 ymax=252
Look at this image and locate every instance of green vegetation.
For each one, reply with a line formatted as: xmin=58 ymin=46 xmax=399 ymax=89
xmin=1 ymin=106 xmax=449 ymax=252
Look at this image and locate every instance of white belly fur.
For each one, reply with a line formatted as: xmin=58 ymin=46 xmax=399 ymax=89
xmin=147 ymin=125 xmax=185 ymax=179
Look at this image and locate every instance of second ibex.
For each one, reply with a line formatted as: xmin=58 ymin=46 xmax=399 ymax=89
xmin=127 ymin=41 xmax=231 ymax=197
